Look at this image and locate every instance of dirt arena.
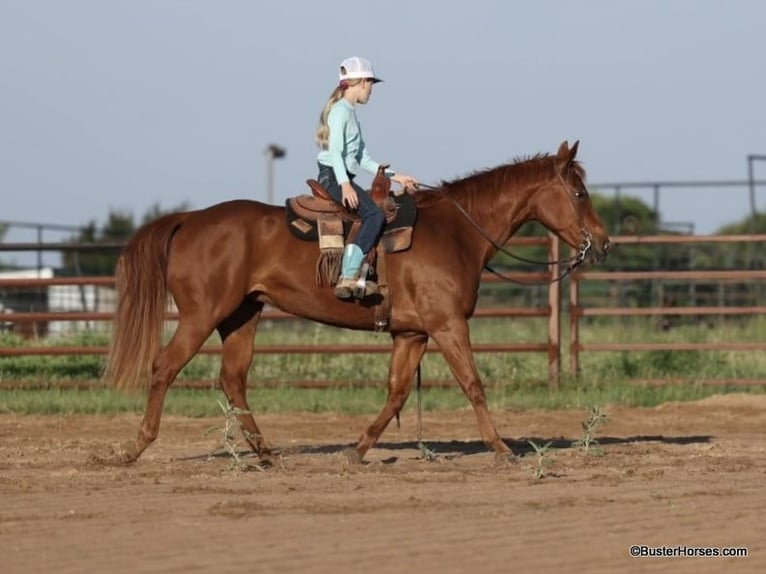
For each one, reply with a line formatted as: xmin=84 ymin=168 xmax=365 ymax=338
xmin=2 ymin=394 xmax=765 ymax=574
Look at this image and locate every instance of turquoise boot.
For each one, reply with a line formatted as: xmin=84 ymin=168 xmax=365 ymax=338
xmin=334 ymin=244 xmax=379 ymax=299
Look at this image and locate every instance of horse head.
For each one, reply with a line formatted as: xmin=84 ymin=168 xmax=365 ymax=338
xmin=531 ymin=140 xmax=611 ymax=267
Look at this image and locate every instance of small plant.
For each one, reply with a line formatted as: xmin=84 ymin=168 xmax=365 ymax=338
xmin=575 ymin=405 xmax=608 ymax=456
xmin=205 ymin=398 xmax=264 ymax=472
xmin=418 ymin=440 xmax=438 ymax=462
xmin=414 ymin=371 xmax=439 ymax=463
xmin=527 ymin=440 xmax=554 ymax=479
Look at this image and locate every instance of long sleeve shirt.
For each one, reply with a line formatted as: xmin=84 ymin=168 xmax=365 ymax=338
xmin=317 ymin=98 xmax=382 ymax=184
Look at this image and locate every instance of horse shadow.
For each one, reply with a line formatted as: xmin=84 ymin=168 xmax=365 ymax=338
xmin=182 ymin=434 xmax=712 ymax=464
xmin=281 ymin=433 xmax=713 ymax=458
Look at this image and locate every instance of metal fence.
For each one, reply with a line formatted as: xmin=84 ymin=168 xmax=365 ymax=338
xmin=2 ymin=233 xmax=766 ymax=386
xmin=0 ymin=235 xmax=565 ymax=386
xmin=569 ymin=233 xmax=766 ymax=385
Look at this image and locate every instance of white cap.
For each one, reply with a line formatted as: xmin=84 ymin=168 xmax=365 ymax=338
xmin=338 ymin=56 xmax=383 ymax=83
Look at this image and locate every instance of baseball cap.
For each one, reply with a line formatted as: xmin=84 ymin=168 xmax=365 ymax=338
xmin=338 ymin=56 xmax=383 ymax=83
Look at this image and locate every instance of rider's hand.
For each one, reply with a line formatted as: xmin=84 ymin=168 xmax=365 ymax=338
xmin=341 ymin=182 xmax=358 ymax=209
xmin=391 ymin=173 xmax=419 ymax=193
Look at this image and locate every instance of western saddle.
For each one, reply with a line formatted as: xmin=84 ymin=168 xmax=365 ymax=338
xmin=285 ymin=165 xmax=417 ymax=330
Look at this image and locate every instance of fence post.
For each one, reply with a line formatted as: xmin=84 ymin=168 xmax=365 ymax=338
xmin=569 ymin=265 xmax=580 ymax=378
xmin=547 ymin=233 xmax=561 ymax=389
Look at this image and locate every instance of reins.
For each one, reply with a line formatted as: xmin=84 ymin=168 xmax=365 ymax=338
xmin=413 ymin=182 xmax=588 ymax=286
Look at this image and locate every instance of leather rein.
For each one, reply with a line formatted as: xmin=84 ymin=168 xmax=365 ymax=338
xmin=414 ymin=182 xmax=592 ymax=286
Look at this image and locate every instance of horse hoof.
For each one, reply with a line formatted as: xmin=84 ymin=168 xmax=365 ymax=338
xmin=89 ymin=442 xmax=138 ymax=467
xmin=494 ymin=451 xmax=519 ymax=467
xmin=258 ymin=450 xmax=282 ymax=469
xmin=344 ymin=448 xmax=364 ymax=465
xmin=265 ymin=445 xmax=283 ymax=457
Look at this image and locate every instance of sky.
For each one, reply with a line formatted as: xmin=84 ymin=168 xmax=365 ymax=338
xmin=1 ymin=0 xmax=765 ymax=249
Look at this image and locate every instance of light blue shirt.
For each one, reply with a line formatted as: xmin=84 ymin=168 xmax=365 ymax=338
xmin=317 ymin=98 xmax=381 ymax=185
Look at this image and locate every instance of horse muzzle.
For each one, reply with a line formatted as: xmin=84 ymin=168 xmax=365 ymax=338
xmin=569 ymin=231 xmax=611 ymax=269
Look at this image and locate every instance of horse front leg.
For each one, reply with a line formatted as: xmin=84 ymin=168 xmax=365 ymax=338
xmin=348 ymin=332 xmax=428 ymax=463
xmin=430 ymin=321 xmax=515 ymax=462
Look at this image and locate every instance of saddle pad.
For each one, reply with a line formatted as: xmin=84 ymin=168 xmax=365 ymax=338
xmin=388 ymin=192 xmax=417 ymax=230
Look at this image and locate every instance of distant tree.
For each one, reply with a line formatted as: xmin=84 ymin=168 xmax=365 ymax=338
xmin=62 ymin=211 xmax=134 ymax=276
xmin=714 ymin=212 xmax=766 ymax=235
xmin=590 ymin=194 xmax=659 ymax=235
xmin=140 ymin=201 xmax=192 ymax=226
xmin=62 ymin=203 xmax=191 ymax=276
xmin=706 ymin=212 xmax=766 ymax=270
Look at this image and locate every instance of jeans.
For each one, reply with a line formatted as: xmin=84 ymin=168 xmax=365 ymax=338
xmin=317 ymin=163 xmax=385 ymax=255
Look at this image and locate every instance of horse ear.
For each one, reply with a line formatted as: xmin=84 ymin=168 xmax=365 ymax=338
xmin=556 ymin=140 xmax=580 ymax=168
xmin=569 ymin=140 xmax=580 ymax=160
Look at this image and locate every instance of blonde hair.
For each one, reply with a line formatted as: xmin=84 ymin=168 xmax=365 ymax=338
xmin=315 ymin=77 xmax=363 ymax=150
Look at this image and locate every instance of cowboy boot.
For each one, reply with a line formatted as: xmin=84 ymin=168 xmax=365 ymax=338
xmin=335 ymin=244 xmax=364 ymax=299
xmin=335 ymin=245 xmax=380 ymax=299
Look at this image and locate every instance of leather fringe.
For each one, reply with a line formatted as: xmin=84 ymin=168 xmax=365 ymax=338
xmin=316 ymin=248 xmax=342 ymax=286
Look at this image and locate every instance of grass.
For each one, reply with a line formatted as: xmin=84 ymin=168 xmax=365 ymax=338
xmin=0 ymin=315 xmax=765 ymax=416
xmin=3 ymin=316 xmax=766 ymax=385
xmin=1 ymin=379 xmax=764 ymax=417
xmin=578 ymin=316 xmax=766 ymax=381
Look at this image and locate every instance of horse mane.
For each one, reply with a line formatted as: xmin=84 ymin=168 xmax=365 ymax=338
xmin=412 ymin=153 xmax=586 ymax=212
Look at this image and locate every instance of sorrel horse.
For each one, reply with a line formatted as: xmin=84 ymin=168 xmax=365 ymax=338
xmin=103 ymin=140 xmax=610 ymax=466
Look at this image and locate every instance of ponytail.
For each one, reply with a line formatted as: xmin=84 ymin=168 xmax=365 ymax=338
xmin=314 ymin=77 xmax=362 ymax=149
xmin=315 ymin=87 xmax=344 ymax=150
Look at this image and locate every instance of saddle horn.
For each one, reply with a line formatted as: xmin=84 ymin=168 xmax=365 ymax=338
xmin=371 ymin=164 xmax=391 ymax=203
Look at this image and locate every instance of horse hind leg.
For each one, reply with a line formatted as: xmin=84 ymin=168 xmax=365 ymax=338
xmin=216 ymin=298 xmax=277 ymax=467
xmin=110 ymin=316 xmax=216 ymax=465
xmin=349 ymin=332 xmax=428 ymax=463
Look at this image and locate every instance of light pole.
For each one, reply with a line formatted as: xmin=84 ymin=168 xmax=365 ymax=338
xmin=745 ymin=154 xmax=765 ymax=270
xmin=265 ymin=144 xmax=286 ymax=205
xmin=747 ymin=154 xmax=765 ymax=226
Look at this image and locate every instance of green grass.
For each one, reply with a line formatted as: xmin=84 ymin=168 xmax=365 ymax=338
xmin=1 ymin=315 xmax=765 ymax=415
xmin=1 ymin=379 xmax=764 ymax=416
xmin=4 ymin=316 xmax=765 ymax=384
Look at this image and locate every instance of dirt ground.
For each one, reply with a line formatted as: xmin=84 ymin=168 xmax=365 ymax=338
xmin=1 ymin=394 xmax=765 ymax=574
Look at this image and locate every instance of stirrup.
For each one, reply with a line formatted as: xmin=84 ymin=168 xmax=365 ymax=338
xmin=353 ymin=277 xmax=379 ymax=299
xmin=334 ymin=277 xmax=356 ymax=300
xmin=353 ymin=263 xmax=379 ymax=299
xmin=334 ymin=276 xmax=379 ymax=300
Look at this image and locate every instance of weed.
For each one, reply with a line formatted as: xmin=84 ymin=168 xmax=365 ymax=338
xmin=527 ymin=440 xmax=554 ymax=479
xmin=575 ymin=405 xmax=608 ymax=455
xmin=418 ymin=440 xmax=439 ymax=462
xmin=204 ymin=398 xmax=264 ymax=472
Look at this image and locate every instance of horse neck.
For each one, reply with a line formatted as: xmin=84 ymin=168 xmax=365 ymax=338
xmin=448 ymin=177 xmax=539 ymax=263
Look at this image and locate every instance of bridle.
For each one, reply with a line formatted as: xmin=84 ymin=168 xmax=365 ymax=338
xmin=414 ymin=182 xmax=593 ymax=286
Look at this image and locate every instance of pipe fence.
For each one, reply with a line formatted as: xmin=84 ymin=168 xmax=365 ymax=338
xmin=0 ymin=235 xmax=564 ymax=386
xmin=3 ymin=233 xmax=766 ymax=387
xmin=569 ymin=233 xmax=766 ymax=385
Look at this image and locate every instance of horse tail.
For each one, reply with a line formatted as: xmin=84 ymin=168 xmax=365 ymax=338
xmin=103 ymin=212 xmax=189 ymax=392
